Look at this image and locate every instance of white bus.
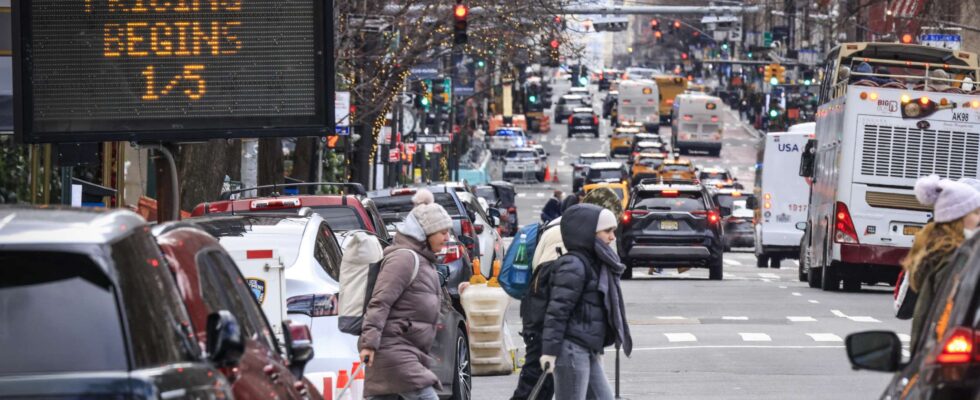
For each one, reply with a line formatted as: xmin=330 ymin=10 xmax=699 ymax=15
xmin=754 ymin=122 xmax=815 ymax=269
xmin=671 ymin=92 xmax=724 ymax=156
xmin=801 ymin=43 xmax=980 ymax=292
xmin=617 ymin=79 xmax=660 ymax=132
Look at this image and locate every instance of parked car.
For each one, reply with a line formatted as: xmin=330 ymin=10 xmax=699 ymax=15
xmin=154 ymin=223 xmax=321 ymax=399
xmin=191 ymin=181 xmax=392 ymax=244
xmin=568 ymin=107 xmax=600 ymax=138
xmin=502 ymin=147 xmax=545 ymax=182
xmin=456 ymin=190 xmax=506 ymax=276
xmin=555 ymin=94 xmax=588 ymax=122
xmin=190 ymin=213 xmax=359 ymax=381
xmin=474 ymin=181 xmax=518 ymax=236
xmin=845 ymin=234 xmax=980 ymax=400
xmin=572 ymin=153 xmax=613 ymax=192
xmin=619 ymin=183 xmax=725 ymax=280
xmin=0 ymin=208 xmax=234 ymax=398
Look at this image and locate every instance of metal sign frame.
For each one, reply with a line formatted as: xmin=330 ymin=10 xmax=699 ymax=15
xmin=13 ymin=0 xmax=332 ymax=144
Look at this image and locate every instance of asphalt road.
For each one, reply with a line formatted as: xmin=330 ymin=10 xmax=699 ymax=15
xmin=471 ymin=80 xmax=907 ymax=399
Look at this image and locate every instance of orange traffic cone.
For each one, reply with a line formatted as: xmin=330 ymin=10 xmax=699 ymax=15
xmin=543 ymin=166 xmax=551 ymax=182
xmin=551 ymin=167 xmax=560 ymax=183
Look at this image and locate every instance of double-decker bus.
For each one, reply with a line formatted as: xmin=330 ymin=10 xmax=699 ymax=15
xmin=801 ymin=43 xmax=980 ymax=292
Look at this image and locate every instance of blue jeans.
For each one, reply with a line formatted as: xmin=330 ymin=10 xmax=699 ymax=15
xmin=554 ymin=341 xmax=614 ymax=400
xmin=367 ymin=386 xmax=439 ymax=400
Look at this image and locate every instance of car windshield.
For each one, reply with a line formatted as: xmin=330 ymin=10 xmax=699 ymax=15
xmin=475 ymin=187 xmax=497 ymax=203
xmin=662 ymin=164 xmax=691 ymax=172
xmin=0 ymin=250 xmax=128 ymax=374
xmin=634 ymin=192 xmax=706 ymax=212
xmin=198 ymin=217 xmax=306 ymax=267
xmin=374 ymin=192 xmax=462 ymax=216
xmin=310 ymin=207 xmax=364 ymax=231
xmin=505 ymin=150 xmax=537 ymax=160
xmin=587 ymin=169 xmax=623 ymax=180
xmin=700 ymin=171 xmax=731 ymax=181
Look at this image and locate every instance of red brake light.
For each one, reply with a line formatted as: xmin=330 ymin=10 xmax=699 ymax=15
xmin=287 ymin=293 xmax=338 ymax=317
xmin=392 ymin=188 xmax=417 ymax=196
xmin=661 ymin=190 xmax=679 ymax=197
xmin=692 ymin=210 xmax=720 ymax=224
xmin=250 ymin=198 xmax=301 ymax=210
xmin=247 ymin=250 xmax=274 ymax=259
xmin=834 ymin=202 xmax=859 ymax=244
xmin=936 ymin=327 xmax=976 ymax=364
xmin=461 ymin=220 xmax=476 ymax=250
xmin=622 ymin=210 xmax=648 ymax=224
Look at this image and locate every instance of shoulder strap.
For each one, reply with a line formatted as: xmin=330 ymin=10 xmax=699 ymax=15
xmin=395 ymin=248 xmax=420 ymax=282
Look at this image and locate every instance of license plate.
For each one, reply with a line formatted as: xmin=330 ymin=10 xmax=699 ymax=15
xmin=903 ymin=225 xmax=922 ymax=235
xmin=660 ymin=220 xmax=679 ymax=230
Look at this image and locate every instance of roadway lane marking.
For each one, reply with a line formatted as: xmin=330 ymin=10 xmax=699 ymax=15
xmin=758 ymin=273 xmax=780 ymax=279
xmin=632 ymin=345 xmax=844 ymax=352
xmin=761 ymin=278 xmax=772 ymax=283
xmin=664 ymin=333 xmax=697 ymax=342
xmin=723 ymin=316 xmax=749 ymax=320
xmin=791 ymin=292 xmax=802 ymax=296
xmin=723 ymin=259 xmax=742 ymax=266
xmin=739 ymin=333 xmax=772 ymax=342
xmin=808 ymin=300 xmax=820 ymax=304
xmin=517 ymin=193 xmax=527 ymax=198
xmin=536 ymin=192 xmax=545 ymax=198
xmin=778 ymin=285 xmax=787 ymax=289
xmin=807 ymin=333 xmax=843 ymax=342
xmin=657 ymin=316 xmax=686 ymax=320
xmin=831 ymin=309 xmax=849 ymax=318
xmin=787 ymin=316 xmax=817 ymax=322
xmin=898 ymin=333 xmax=911 ymax=342
xmin=848 ymin=316 xmax=882 ymax=323
xmin=724 ymin=273 xmax=738 ymax=278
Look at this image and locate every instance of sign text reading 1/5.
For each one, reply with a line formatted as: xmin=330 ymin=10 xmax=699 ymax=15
xmin=90 ymin=0 xmax=243 ymax=102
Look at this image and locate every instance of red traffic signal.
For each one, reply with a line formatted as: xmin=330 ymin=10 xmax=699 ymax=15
xmin=549 ymin=39 xmax=560 ymax=49
xmin=681 ymin=52 xmax=689 ymax=60
xmin=554 ymin=16 xmax=562 ymax=24
xmin=673 ymin=20 xmax=682 ymax=29
xmin=901 ymin=33 xmax=913 ymax=44
xmin=650 ymin=19 xmax=660 ymax=30
xmin=654 ymin=31 xmax=663 ymax=39
xmin=454 ymin=4 xmax=468 ymax=20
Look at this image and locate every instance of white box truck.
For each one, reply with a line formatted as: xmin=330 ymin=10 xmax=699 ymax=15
xmin=753 ymin=122 xmax=815 ymax=268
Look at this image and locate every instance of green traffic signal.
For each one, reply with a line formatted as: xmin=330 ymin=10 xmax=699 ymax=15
xmin=803 ymin=79 xmax=812 ymax=86
xmin=721 ymin=43 xmax=729 ymax=50
xmin=421 ymin=97 xmax=430 ymax=107
xmin=770 ymin=77 xmax=778 ymax=86
xmin=769 ymin=109 xmax=778 ymax=118
xmin=477 ymin=60 xmax=486 ymax=68
xmin=529 ymin=95 xmax=538 ymax=103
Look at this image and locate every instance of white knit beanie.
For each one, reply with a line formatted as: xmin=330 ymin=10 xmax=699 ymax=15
xmin=915 ymin=175 xmax=980 ymax=223
xmin=410 ymin=189 xmax=454 ymax=236
xmin=596 ymin=209 xmax=619 ymax=232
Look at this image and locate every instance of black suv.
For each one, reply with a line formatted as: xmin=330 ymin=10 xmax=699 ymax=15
xmin=619 ymin=184 xmax=725 ymax=280
xmin=846 ymin=234 xmax=980 ymax=399
xmin=0 ymin=208 xmax=234 ymax=398
xmin=568 ymin=107 xmax=600 ymax=138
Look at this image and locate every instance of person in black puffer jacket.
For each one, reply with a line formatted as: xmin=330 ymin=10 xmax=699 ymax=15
xmin=539 ymin=204 xmax=632 ymax=400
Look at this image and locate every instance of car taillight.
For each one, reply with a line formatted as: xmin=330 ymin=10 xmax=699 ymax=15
xmin=622 ymin=210 xmax=648 ymax=225
xmin=508 ymin=207 xmax=516 ymax=214
xmin=461 ymin=220 xmax=476 ymax=250
xmin=250 ymin=198 xmax=301 ymax=210
xmin=287 ymin=294 xmax=338 ymax=317
xmin=934 ymin=327 xmax=978 ymax=364
xmin=693 ymin=210 xmax=721 ymax=225
xmin=441 ymin=243 xmax=464 ymax=264
xmin=392 ymin=188 xmax=416 ymax=196
xmin=593 ymin=116 xmax=599 ymax=125
xmin=834 ymin=202 xmax=859 ymax=244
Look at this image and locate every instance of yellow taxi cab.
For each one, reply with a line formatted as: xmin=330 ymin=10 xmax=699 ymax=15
xmin=583 ymin=181 xmax=630 ymax=211
xmin=630 ymin=152 xmax=668 ymax=184
xmin=610 ymin=126 xmax=641 ymax=158
xmin=656 ymin=158 xmax=697 ymax=182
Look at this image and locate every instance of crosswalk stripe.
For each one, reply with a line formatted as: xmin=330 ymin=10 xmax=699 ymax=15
xmin=758 ymin=273 xmax=780 ymax=279
xmin=831 ymin=310 xmax=848 ymax=318
xmin=517 ymin=192 xmax=527 ymax=198
xmin=849 ymin=316 xmax=882 ymax=323
xmin=723 ymin=259 xmax=742 ymax=266
xmin=787 ymin=316 xmax=817 ymax=322
xmin=808 ymin=300 xmax=820 ymax=304
xmin=722 ymin=316 xmax=749 ymax=320
xmin=664 ymin=333 xmax=697 ymax=342
xmin=739 ymin=333 xmax=772 ymax=342
xmin=536 ymin=192 xmax=545 ymax=198
xmin=656 ymin=316 xmax=686 ymax=320
xmin=791 ymin=292 xmax=802 ymax=296
xmin=807 ymin=333 xmax=843 ymax=342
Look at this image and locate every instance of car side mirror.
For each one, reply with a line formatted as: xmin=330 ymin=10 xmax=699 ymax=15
xmin=474 ymin=224 xmax=485 ymax=234
xmin=283 ymin=322 xmax=315 ymax=379
xmin=436 ymin=263 xmax=451 ymax=287
xmin=845 ymin=331 xmax=903 ymax=372
xmin=796 ymin=222 xmax=808 ymax=231
xmin=487 ymin=208 xmax=502 ymax=227
xmin=206 ymin=310 xmax=245 ymax=368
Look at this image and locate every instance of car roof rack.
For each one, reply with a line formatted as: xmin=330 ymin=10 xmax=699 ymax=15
xmin=218 ymin=182 xmax=367 ymax=201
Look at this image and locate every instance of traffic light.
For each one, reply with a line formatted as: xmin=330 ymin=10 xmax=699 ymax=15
xmin=671 ymin=19 xmax=681 ymax=32
xmin=764 ymin=64 xmax=773 ymax=82
xmin=453 ymin=3 xmax=468 ymax=45
xmin=654 ymin=30 xmax=663 ymax=42
xmin=901 ymin=33 xmax=914 ymax=44
xmin=777 ymin=65 xmax=786 ymax=84
xmin=432 ymin=81 xmax=447 ymax=108
xmin=802 ymin=70 xmax=815 ymax=86
xmin=650 ymin=19 xmax=660 ymax=31
xmin=681 ymin=52 xmax=688 ymax=60
xmin=721 ymin=41 xmax=730 ymax=51
xmin=476 ymin=59 xmax=486 ymax=68
xmin=549 ymin=39 xmax=560 ymax=49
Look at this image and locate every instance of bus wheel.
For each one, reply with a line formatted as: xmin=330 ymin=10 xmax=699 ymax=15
xmin=821 ymin=263 xmax=842 ymax=291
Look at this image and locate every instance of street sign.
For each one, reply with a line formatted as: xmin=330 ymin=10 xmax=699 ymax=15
xmin=388 ymin=149 xmax=400 ymax=162
xmin=335 ymin=126 xmax=350 ymax=136
xmin=336 ymin=91 xmax=351 ymax=127
xmin=410 ymin=62 xmax=441 ymax=80
xmin=919 ymin=34 xmax=962 ymax=50
xmin=415 ymin=135 xmax=451 ymax=144
xmin=405 ymin=143 xmax=417 ymax=153
xmin=763 ymin=31 xmax=773 ymax=47
xmin=13 ymin=0 xmax=331 ymax=143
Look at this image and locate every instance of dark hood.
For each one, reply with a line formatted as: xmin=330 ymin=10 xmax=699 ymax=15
xmin=561 ymin=204 xmax=602 ymax=256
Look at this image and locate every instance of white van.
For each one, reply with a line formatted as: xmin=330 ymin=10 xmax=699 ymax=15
xmin=617 ymin=79 xmax=660 ymax=132
xmin=753 ymin=122 xmax=815 ymax=268
xmin=671 ymin=92 xmax=724 ymax=156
